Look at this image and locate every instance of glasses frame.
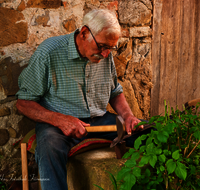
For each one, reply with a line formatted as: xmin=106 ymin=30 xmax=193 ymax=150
xmin=84 ymin=25 xmax=118 ymax=51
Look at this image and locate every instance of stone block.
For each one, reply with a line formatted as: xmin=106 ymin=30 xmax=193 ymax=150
xmin=67 ymin=147 xmax=127 ymax=190
xmin=63 ymin=16 xmax=77 ymax=32
xmin=35 ymin=10 xmax=50 ymax=27
xmin=0 ymin=57 xmax=27 ymax=97
xmin=0 ymin=7 xmax=28 ymax=47
xmin=114 ymin=39 xmax=132 ymax=78
xmin=130 ymin=26 xmax=152 ymax=37
xmin=27 ymin=0 xmax=61 ymax=8
xmin=17 ymin=0 xmax=26 ymax=11
xmin=119 ymin=79 xmax=143 ymax=119
xmin=107 ymin=1 xmax=118 ymax=11
xmin=0 ymin=106 xmax=11 ymax=117
xmin=0 ymin=129 xmax=9 ymax=146
xmin=8 ymin=126 xmax=17 ymax=138
xmin=121 ymin=28 xmax=129 ymax=38
xmin=118 ymin=0 xmax=152 ymax=26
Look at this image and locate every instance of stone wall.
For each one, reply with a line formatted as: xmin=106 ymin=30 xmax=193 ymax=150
xmin=0 ymin=0 xmax=153 ymax=185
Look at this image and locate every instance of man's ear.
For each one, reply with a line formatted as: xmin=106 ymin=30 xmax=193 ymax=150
xmin=79 ymin=26 xmax=89 ymax=41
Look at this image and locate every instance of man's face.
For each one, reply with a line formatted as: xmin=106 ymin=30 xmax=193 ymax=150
xmin=82 ymin=28 xmax=119 ymax=63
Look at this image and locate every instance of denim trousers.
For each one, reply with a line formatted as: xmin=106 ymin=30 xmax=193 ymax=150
xmin=35 ymin=112 xmax=151 ymax=190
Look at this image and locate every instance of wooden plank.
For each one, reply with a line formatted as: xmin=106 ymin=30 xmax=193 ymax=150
xmin=176 ymin=0 xmax=195 ymax=109
xmin=151 ymin=0 xmax=163 ymax=116
xmin=191 ymin=0 xmax=200 ymax=99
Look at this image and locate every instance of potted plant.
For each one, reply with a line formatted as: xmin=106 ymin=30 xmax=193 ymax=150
xmin=95 ymin=101 xmax=200 ymax=190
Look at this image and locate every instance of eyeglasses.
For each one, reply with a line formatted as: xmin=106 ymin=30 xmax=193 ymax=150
xmin=84 ymin=25 xmax=118 ymax=51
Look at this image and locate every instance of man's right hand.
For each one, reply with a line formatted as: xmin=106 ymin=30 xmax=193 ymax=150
xmin=56 ymin=114 xmax=90 ymax=139
xmin=16 ymin=99 xmax=90 ymax=139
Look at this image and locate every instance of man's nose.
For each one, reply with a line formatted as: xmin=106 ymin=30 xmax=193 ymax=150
xmin=101 ymin=49 xmax=110 ymax=58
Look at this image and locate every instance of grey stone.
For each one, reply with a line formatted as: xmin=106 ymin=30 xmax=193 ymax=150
xmin=8 ymin=126 xmax=17 ymax=138
xmin=0 ymin=129 xmax=9 ymax=146
xmin=0 ymin=57 xmax=27 ymax=97
xmin=0 ymin=106 xmax=11 ymax=117
xmin=118 ymin=0 xmax=152 ymax=26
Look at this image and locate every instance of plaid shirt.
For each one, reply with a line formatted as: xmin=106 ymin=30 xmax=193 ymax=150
xmin=16 ymin=31 xmax=123 ymax=118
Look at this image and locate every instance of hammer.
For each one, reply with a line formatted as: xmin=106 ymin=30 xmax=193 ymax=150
xmin=84 ymin=116 xmax=126 ymax=159
xmin=84 ymin=116 xmax=152 ymax=159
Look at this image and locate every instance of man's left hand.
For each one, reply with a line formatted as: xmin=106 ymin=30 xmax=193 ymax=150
xmin=123 ymin=114 xmax=144 ymax=135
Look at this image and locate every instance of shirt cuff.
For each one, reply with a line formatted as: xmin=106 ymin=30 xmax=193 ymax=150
xmin=110 ymin=82 xmax=123 ymax=100
xmin=16 ymin=89 xmax=40 ymax=102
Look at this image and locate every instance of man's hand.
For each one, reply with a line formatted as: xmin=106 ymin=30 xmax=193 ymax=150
xmin=56 ymin=114 xmax=90 ymax=139
xmin=109 ymin=93 xmax=144 ymax=135
xmin=123 ymin=114 xmax=144 ymax=135
xmin=16 ymin=99 xmax=90 ymax=139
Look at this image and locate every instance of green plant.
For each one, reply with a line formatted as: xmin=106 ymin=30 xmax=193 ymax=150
xmin=95 ymin=101 xmax=200 ymax=190
xmin=0 ymin=181 xmax=6 ymax=190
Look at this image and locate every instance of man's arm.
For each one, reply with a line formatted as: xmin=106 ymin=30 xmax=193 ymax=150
xmin=109 ymin=93 xmax=143 ymax=134
xmin=16 ymin=99 xmax=90 ymax=138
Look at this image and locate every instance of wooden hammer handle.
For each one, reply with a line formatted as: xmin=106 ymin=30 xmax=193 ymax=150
xmin=85 ymin=125 xmax=117 ymax=132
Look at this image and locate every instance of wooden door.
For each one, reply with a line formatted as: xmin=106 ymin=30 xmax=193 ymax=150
xmin=151 ymin=0 xmax=200 ymax=116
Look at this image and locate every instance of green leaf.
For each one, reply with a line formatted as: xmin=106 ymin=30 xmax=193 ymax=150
xmin=175 ymin=118 xmax=182 ymax=124
xmin=106 ymin=171 xmax=117 ymax=190
xmin=131 ymin=152 xmax=140 ymax=160
xmin=134 ymin=137 xmax=142 ymax=150
xmin=93 ymin=184 xmax=104 ymax=190
xmin=172 ymin=150 xmax=180 ymax=160
xmin=125 ymin=159 xmax=136 ymax=168
xmin=154 ymin=148 xmax=162 ymax=155
xmin=139 ymin=155 xmax=150 ymax=166
xmin=149 ymin=155 xmax=157 ymax=168
xmin=148 ymin=116 xmax=159 ymax=124
xmin=157 ymin=131 xmax=169 ymax=143
xmin=139 ymin=145 xmax=146 ymax=153
xmin=175 ymin=162 xmax=187 ymax=180
xmin=132 ymin=167 xmax=141 ymax=177
xmin=160 ymin=165 xmax=165 ymax=172
xmin=156 ymin=122 xmax=163 ymax=131
xmin=145 ymin=169 xmax=151 ymax=177
xmin=146 ymin=136 xmax=153 ymax=145
xmin=166 ymin=159 xmax=176 ymax=174
xmin=123 ymin=148 xmax=135 ymax=158
xmin=123 ymin=174 xmax=136 ymax=190
xmin=158 ymin=154 xmax=166 ymax=162
xmin=135 ymin=121 xmax=149 ymax=129
xmin=194 ymin=130 xmax=200 ymax=140
xmin=146 ymin=143 xmax=154 ymax=154
xmin=141 ymin=134 xmax=147 ymax=141
xmin=117 ymin=167 xmax=132 ymax=181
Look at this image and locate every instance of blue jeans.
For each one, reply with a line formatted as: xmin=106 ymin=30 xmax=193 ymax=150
xmin=35 ymin=112 xmax=151 ymax=190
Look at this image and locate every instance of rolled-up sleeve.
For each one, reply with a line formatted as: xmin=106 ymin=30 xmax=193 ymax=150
xmin=16 ymin=51 xmax=49 ymax=102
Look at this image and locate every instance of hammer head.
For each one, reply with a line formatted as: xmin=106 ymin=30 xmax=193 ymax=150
xmin=110 ymin=115 xmax=126 ymax=148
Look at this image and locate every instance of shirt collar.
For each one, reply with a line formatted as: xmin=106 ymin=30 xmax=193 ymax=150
xmin=68 ymin=29 xmax=82 ymax=60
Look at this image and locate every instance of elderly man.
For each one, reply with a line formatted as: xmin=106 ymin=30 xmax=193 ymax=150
xmin=16 ymin=9 xmax=145 ymax=190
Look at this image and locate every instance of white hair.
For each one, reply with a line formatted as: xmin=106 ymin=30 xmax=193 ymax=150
xmin=81 ymin=9 xmax=121 ymax=41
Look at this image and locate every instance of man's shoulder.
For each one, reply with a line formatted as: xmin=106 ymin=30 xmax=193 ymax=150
xmin=36 ymin=32 xmax=73 ymax=55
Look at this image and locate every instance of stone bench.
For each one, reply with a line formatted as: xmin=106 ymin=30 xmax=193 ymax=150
xmin=37 ymin=147 xmax=127 ymax=190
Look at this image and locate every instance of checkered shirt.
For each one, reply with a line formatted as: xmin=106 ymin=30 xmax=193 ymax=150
xmin=16 ymin=31 xmax=123 ymax=118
